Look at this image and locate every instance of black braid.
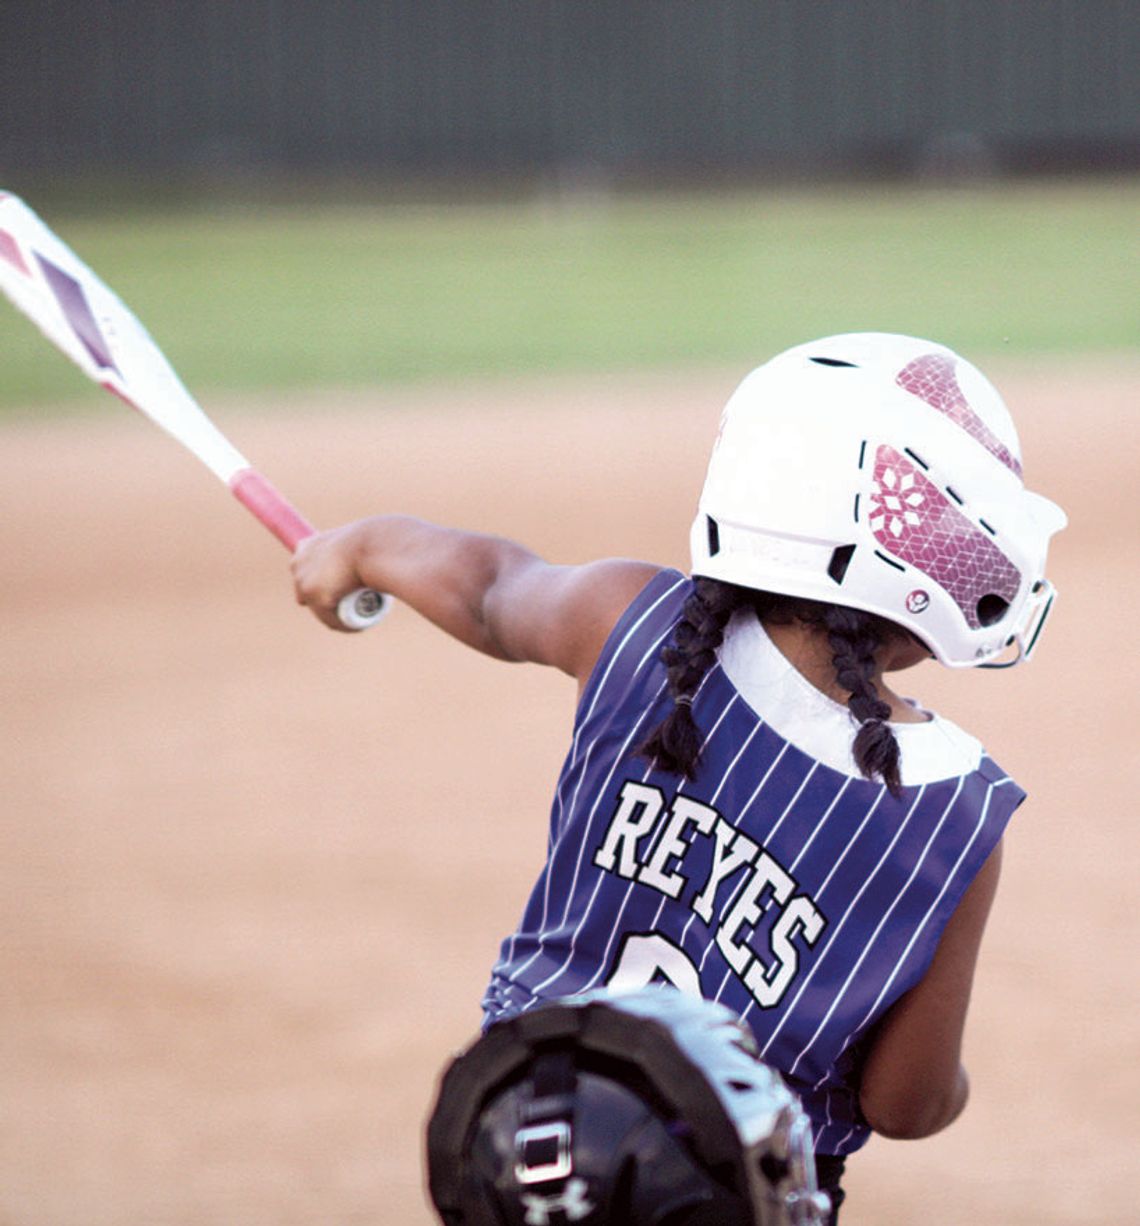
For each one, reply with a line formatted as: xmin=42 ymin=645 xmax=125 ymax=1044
xmin=638 ymin=578 xmax=755 ymax=779
xmin=818 ymin=604 xmax=902 ymax=796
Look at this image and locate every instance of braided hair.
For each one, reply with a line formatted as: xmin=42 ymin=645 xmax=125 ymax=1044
xmin=639 ymin=578 xmax=904 ymax=795
xmin=637 ymin=578 xmax=751 ymax=780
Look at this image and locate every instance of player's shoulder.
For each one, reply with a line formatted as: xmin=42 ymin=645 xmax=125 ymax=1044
xmin=572 ymin=565 xmax=689 ymax=706
xmin=599 ymin=564 xmax=690 ymax=643
xmin=560 ymin=560 xmax=676 ymax=689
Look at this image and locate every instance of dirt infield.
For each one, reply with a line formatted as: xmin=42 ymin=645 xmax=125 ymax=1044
xmin=1 ymin=358 xmax=1136 ymax=1225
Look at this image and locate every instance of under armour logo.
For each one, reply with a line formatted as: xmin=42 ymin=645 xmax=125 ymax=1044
xmin=520 ymin=1177 xmax=596 ymax=1224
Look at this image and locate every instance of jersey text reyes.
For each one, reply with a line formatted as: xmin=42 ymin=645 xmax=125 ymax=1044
xmin=593 ymin=780 xmax=826 ymax=1009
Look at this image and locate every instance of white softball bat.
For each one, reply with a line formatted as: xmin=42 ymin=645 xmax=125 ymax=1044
xmin=0 ymin=190 xmax=389 ymax=631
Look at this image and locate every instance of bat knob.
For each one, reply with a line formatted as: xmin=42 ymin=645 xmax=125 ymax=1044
xmin=337 ymin=587 xmax=391 ymax=631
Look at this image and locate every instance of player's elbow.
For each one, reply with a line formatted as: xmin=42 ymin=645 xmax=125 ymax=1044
xmin=860 ymin=1066 xmax=969 ymax=1140
xmin=863 ymin=1104 xmax=959 ymax=1141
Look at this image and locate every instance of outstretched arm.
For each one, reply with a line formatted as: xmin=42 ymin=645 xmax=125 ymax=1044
xmin=857 ymin=840 xmax=1003 ymax=1139
xmin=291 ymin=515 xmax=661 ymax=686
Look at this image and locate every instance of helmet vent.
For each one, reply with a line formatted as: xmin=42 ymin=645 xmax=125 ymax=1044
xmin=903 ymin=447 xmax=929 ymax=470
xmin=979 ymin=518 xmax=996 ymax=536
xmin=827 ymin=544 xmax=856 ymax=585
xmin=809 ymin=356 xmax=859 ymax=368
xmin=976 ymin=594 xmax=1010 ymax=626
xmin=706 ymin=516 xmax=721 ymax=557
xmin=874 ymin=549 xmax=906 ymax=573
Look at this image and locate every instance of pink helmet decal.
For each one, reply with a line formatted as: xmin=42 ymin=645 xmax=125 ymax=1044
xmin=869 ymin=446 xmax=1021 ymax=630
xmin=896 ymin=353 xmax=1022 ymax=477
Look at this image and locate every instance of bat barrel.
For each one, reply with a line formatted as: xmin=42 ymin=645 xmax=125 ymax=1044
xmin=1 ymin=191 xmax=390 ymax=632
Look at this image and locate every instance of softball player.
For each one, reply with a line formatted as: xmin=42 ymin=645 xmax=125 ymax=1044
xmin=292 ymin=333 xmax=1065 ymax=1222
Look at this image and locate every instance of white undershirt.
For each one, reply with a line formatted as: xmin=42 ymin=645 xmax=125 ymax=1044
xmin=717 ymin=612 xmax=984 ymax=787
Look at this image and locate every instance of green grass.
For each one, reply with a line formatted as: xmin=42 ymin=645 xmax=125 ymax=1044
xmin=0 ymin=178 xmax=1136 ymax=410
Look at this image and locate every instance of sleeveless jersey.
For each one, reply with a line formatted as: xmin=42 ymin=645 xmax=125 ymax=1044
xmin=482 ymin=569 xmax=1025 ymax=1155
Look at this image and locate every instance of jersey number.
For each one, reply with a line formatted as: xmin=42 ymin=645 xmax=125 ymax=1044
xmin=606 ymin=933 xmax=702 ymax=997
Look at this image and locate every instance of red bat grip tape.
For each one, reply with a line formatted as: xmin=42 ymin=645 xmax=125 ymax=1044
xmin=229 ymin=468 xmax=315 ymax=552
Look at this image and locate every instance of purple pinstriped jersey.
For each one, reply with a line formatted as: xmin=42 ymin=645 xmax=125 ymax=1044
xmin=482 ymin=569 xmax=1024 ymax=1155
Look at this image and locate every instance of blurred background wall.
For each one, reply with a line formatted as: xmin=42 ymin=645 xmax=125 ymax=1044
xmin=2 ymin=0 xmax=1137 ymax=192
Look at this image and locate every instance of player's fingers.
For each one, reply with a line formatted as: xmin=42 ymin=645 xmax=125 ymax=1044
xmin=295 ymin=585 xmax=356 ymax=632
xmin=290 ymin=536 xmax=359 ymax=628
xmin=313 ymin=605 xmax=355 ymax=632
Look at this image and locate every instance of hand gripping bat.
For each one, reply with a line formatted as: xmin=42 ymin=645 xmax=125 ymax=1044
xmin=0 ymin=191 xmax=388 ymax=630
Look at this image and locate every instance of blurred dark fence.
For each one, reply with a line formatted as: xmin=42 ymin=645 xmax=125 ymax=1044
xmin=2 ymin=0 xmax=1137 ymax=185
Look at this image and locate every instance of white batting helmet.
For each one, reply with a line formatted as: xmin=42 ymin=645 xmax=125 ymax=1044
xmin=690 ymin=333 xmax=1067 ymax=668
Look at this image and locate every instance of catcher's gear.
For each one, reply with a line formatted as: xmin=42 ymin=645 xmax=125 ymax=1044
xmin=689 ymin=333 xmax=1066 ymax=667
xmin=426 ymin=988 xmax=829 ymax=1225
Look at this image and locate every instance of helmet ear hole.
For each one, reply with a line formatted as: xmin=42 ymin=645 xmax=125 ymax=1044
xmin=827 ymin=544 xmax=856 ymax=585
xmin=976 ymin=594 xmax=1010 ymax=627
xmin=706 ymin=517 xmax=721 ymax=558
